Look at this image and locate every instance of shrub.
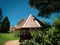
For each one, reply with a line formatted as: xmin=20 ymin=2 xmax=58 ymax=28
xmin=21 ymin=27 xmax=60 ymax=45
xmin=14 ymin=30 xmax=20 ymax=37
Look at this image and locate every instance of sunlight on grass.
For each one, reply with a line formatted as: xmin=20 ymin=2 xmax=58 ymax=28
xmin=0 ymin=33 xmax=19 ymax=45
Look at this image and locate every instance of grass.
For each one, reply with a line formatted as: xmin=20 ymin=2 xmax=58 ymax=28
xmin=0 ymin=32 xmax=19 ymax=45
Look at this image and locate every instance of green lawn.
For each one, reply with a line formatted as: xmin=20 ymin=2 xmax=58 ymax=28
xmin=0 ymin=32 xmax=19 ymax=45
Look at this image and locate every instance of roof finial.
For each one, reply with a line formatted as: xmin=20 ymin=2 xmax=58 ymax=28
xmin=30 ymin=12 xmax=33 ymax=16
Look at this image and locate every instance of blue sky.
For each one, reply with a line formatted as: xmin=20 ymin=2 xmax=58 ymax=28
xmin=0 ymin=0 xmax=58 ymax=26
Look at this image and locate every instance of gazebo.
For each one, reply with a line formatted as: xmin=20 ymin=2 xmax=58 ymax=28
xmin=16 ymin=14 xmax=47 ymax=42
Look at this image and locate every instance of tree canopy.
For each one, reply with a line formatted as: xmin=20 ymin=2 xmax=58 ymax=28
xmin=53 ymin=15 xmax=60 ymax=30
xmin=1 ymin=16 xmax=10 ymax=33
xmin=0 ymin=8 xmax=2 ymax=23
xmin=29 ymin=0 xmax=60 ymax=18
xmin=0 ymin=8 xmax=3 ymax=32
xmin=17 ymin=19 xmax=25 ymax=25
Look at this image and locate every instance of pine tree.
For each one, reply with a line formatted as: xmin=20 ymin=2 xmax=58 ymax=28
xmin=0 ymin=8 xmax=3 ymax=32
xmin=1 ymin=16 xmax=10 ymax=33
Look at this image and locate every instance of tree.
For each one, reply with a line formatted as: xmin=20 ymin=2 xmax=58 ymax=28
xmin=53 ymin=15 xmax=60 ymax=30
xmin=17 ymin=19 xmax=25 ymax=25
xmin=0 ymin=8 xmax=2 ymax=20
xmin=0 ymin=8 xmax=2 ymax=23
xmin=29 ymin=0 xmax=60 ymax=18
xmin=0 ymin=8 xmax=3 ymax=32
xmin=1 ymin=16 xmax=10 ymax=33
xmin=42 ymin=20 xmax=51 ymax=28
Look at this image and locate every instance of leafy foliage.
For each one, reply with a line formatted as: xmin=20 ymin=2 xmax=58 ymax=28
xmin=53 ymin=15 xmax=60 ymax=30
xmin=21 ymin=27 xmax=60 ymax=45
xmin=17 ymin=19 xmax=25 ymax=25
xmin=29 ymin=0 xmax=60 ymax=18
xmin=0 ymin=8 xmax=2 ymax=21
xmin=1 ymin=16 xmax=10 ymax=33
xmin=42 ymin=20 xmax=51 ymax=28
xmin=0 ymin=8 xmax=3 ymax=32
xmin=14 ymin=30 xmax=20 ymax=37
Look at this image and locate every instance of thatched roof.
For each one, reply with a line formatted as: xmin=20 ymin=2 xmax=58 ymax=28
xmin=16 ymin=14 xmax=46 ymax=29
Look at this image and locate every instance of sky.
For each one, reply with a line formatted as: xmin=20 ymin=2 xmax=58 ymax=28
xmin=0 ymin=0 xmax=58 ymax=26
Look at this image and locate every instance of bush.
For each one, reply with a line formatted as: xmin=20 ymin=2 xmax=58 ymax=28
xmin=14 ymin=30 xmax=20 ymax=37
xmin=21 ymin=27 xmax=60 ymax=45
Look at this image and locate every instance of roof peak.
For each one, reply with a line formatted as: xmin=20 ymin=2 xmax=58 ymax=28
xmin=29 ymin=13 xmax=33 ymax=16
xmin=16 ymin=13 xmax=46 ymax=29
xmin=27 ymin=13 xmax=33 ymax=19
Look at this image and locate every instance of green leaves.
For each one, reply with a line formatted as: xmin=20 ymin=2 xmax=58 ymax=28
xmin=21 ymin=27 xmax=60 ymax=45
xmin=53 ymin=15 xmax=60 ymax=30
xmin=0 ymin=8 xmax=2 ymax=20
xmin=29 ymin=0 xmax=60 ymax=18
xmin=1 ymin=16 xmax=10 ymax=33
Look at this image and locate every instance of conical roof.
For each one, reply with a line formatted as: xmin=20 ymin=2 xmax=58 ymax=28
xmin=16 ymin=14 xmax=46 ymax=29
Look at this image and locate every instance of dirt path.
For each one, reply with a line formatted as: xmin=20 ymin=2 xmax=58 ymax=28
xmin=4 ymin=40 xmax=20 ymax=45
